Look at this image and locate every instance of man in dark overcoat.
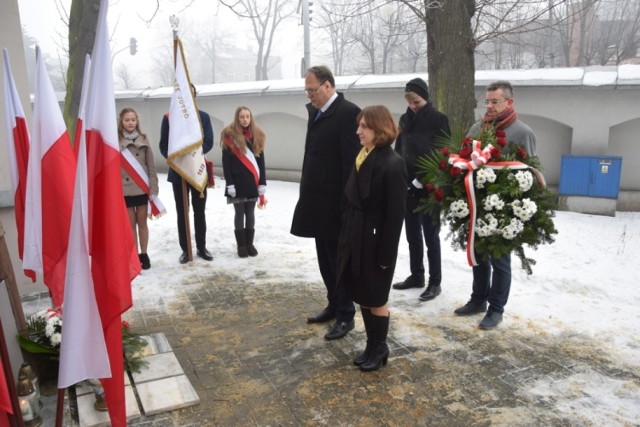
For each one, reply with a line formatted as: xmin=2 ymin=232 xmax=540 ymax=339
xmin=290 ymin=65 xmax=361 ymax=340
xmin=392 ymin=78 xmax=450 ymax=301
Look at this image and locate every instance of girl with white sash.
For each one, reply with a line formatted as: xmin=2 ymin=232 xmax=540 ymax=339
xmin=220 ymin=106 xmax=267 ymax=258
xmin=118 ymin=107 xmax=163 ymax=270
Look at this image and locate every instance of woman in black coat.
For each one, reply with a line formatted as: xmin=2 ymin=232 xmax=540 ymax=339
xmin=337 ymin=105 xmax=407 ymax=371
xmin=221 ymin=106 xmax=267 ymax=258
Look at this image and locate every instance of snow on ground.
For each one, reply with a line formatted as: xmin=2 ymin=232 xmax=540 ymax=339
xmin=137 ymin=175 xmax=640 ymax=375
xmin=130 ymin=175 xmax=640 ymax=424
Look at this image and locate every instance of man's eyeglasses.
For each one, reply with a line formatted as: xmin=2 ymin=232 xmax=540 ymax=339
xmin=483 ymin=98 xmax=509 ymax=106
xmin=304 ymin=81 xmax=326 ymax=95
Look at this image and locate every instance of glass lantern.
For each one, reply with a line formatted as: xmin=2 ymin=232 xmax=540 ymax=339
xmin=17 ymin=374 xmax=43 ymax=427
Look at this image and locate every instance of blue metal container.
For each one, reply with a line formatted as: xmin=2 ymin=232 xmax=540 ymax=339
xmin=559 ymin=155 xmax=622 ymax=199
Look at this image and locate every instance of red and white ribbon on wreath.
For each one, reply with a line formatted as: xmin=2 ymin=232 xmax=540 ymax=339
xmin=120 ymin=148 xmax=166 ymax=219
xmin=448 ymin=139 xmax=545 ymax=267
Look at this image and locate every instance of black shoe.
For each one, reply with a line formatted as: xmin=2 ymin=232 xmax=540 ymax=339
xmin=454 ymin=300 xmax=487 ymax=316
xmin=392 ymin=276 xmax=425 ymax=290
xmin=324 ymin=320 xmax=355 ymax=340
xmin=139 ymin=253 xmax=151 ymax=270
xmin=307 ymin=308 xmax=335 ymax=324
xmin=197 ymin=248 xmax=213 ymax=261
xmin=179 ymin=252 xmax=189 ymax=264
xmin=479 ymin=311 xmax=503 ymax=330
xmin=418 ymin=284 xmax=441 ymax=301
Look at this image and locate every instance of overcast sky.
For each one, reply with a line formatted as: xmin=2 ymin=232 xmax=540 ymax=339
xmin=17 ymin=0 xmax=306 ymax=86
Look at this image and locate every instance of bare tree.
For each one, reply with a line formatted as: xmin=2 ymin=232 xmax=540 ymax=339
xmin=555 ymin=0 xmax=640 ymax=66
xmin=114 ymin=63 xmax=136 ymax=89
xmin=315 ymin=0 xmax=357 ymax=75
xmin=350 ymin=3 xmax=380 ymax=73
xmin=318 ymin=0 xmax=423 ymax=74
xmin=63 ymin=0 xmax=100 ymax=137
xmin=151 ymin=42 xmax=175 ymax=87
xmin=219 ymin=0 xmax=296 ymax=80
xmin=390 ymin=0 xmax=477 ymax=129
xmin=389 ymin=11 xmax=427 ymax=73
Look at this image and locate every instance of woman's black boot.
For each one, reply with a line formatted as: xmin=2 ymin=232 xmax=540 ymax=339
xmin=245 ymin=228 xmax=258 ymax=256
xmin=234 ymin=229 xmax=248 ymax=258
xmin=360 ymin=314 xmax=389 ymax=372
xmin=353 ymin=307 xmax=373 ymax=366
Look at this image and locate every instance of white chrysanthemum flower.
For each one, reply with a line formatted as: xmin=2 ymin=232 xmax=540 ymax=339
xmin=476 ymin=214 xmax=498 ymax=237
xmin=512 ymin=198 xmax=538 ymax=221
xmin=50 ymin=333 xmax=62 ymax=346
xmin=483 ymin=194 xmax=505 ymax=211
xmin=475 ymin=168 xmax=497 ymax=189
xmin=45 ymin=322 xmax=55 ymax=337
xmin=501 ymin=218 xmax=524 ymax=239
xmin=450 ymin=199 xmax=469 ymax=218
xmin=514 ymin=170 xmax=534 ymax=192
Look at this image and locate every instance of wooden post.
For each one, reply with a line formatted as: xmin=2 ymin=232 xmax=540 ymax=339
xmin=0 ymin=309 xmax=25 ymax=427
xmin=0 ymin=223 xmax=27 ymax=334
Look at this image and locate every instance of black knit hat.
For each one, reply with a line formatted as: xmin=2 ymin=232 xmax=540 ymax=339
xmin=405 ymin=78 xmax=429 ymax=102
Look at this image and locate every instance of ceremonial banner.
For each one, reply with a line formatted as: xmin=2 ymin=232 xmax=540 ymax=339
xmin=167 ymin=39 xmax=207 ymax=193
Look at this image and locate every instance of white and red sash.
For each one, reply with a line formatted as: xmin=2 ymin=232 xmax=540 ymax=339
xmin=223 ymin=136 xmax=266 ymax=206
xmin=448 ymin=139 xmax=545 ymax=266
xmin=120 ymin=147 xmax=166 ymax=219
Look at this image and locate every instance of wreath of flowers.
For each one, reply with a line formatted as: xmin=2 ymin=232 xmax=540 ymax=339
xmin=18 ymin=309 xmax=148 ymax=373
xmin=415 ymin=126 xmax=558 ymax=274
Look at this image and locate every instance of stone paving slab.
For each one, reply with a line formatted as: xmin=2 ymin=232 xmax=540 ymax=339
xmin=138 ymin=333 xmax=172 ymax=356
xmin=75 ymin=333 xmax=199 ymax=425
xmin=135 ymin=375 xmax=200 ymax=416
xmin=22 ymin=270 xmax=640 ymax=426
xmin=121 ymin=273 xmax=640 ymax=426
xmin=76 ymin=385 xmax=139 ymax=427
xmin=131 ymin=352 xmax=184 ymax=384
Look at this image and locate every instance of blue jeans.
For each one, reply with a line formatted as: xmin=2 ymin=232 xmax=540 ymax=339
xmin=471 ymin=253 xmax=511 ymax=314
xmin=315 ymin=238 xmax=355 ymax=322
xmin=403 ymin=196 xmax=442 ymax=285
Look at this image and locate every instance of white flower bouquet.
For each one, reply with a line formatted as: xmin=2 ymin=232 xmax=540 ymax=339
xmin=415 ymin=127 xmax=558 ymax=274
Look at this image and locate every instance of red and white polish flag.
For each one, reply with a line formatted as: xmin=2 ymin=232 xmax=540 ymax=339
xmin=57 ymin=1 xmax=139 ymax=425
xmin=23 ymin=46 xmax=75 ymax=307
xmin=2 ymin=48 xmax=35 ymax=281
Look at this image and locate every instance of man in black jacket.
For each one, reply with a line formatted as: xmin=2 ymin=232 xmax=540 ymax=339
xmin=159 ymin=85 xmax=214 ymax=264
xmin=392 ymin=78 xmax=450 ymax=301
xmin=291 ymin=65 xmax=360 ymax=340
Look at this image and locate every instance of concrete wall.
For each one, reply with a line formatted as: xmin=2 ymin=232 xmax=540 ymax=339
xmin=114 ymin=68 xmax=640 ymax=211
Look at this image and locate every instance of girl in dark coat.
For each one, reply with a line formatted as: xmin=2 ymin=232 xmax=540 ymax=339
xmin=337 ymin=105 xmax=407 ymax=371
xmin=221 ymin=106 xmax=267 ymax=257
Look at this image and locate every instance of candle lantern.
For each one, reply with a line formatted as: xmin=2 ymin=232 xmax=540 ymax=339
xmin=17 ymin=374 xmax=43 ymax=427
xmin=18 ymin=362 xmax=42 ymax=409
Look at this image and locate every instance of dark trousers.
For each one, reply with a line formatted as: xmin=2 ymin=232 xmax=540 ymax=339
xmin=471 ymin=253 xmax=511 ymax=314
xmin=172 ymin=180 xmax=208 ymax=252
xmin=403 ymin=196 xmax=442 ymax=285
xmin=315 ymin=238 xmax=355 ymax=322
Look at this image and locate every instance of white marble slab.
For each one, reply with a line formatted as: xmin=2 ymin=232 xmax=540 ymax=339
xmin=138 ymin=333 xmax=171 ymax=356
xmin=135 ymin=375 xmax=200 ymax=416
xmin=74 ymin=332 xmax=199 ymax=422
xmin=75 ymin=374 xmax=130 ymax=396
xmin=77 ymin=385 xmax=140 ymax=427
xmin=131 ymin=352 xmax=184 ymax=384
